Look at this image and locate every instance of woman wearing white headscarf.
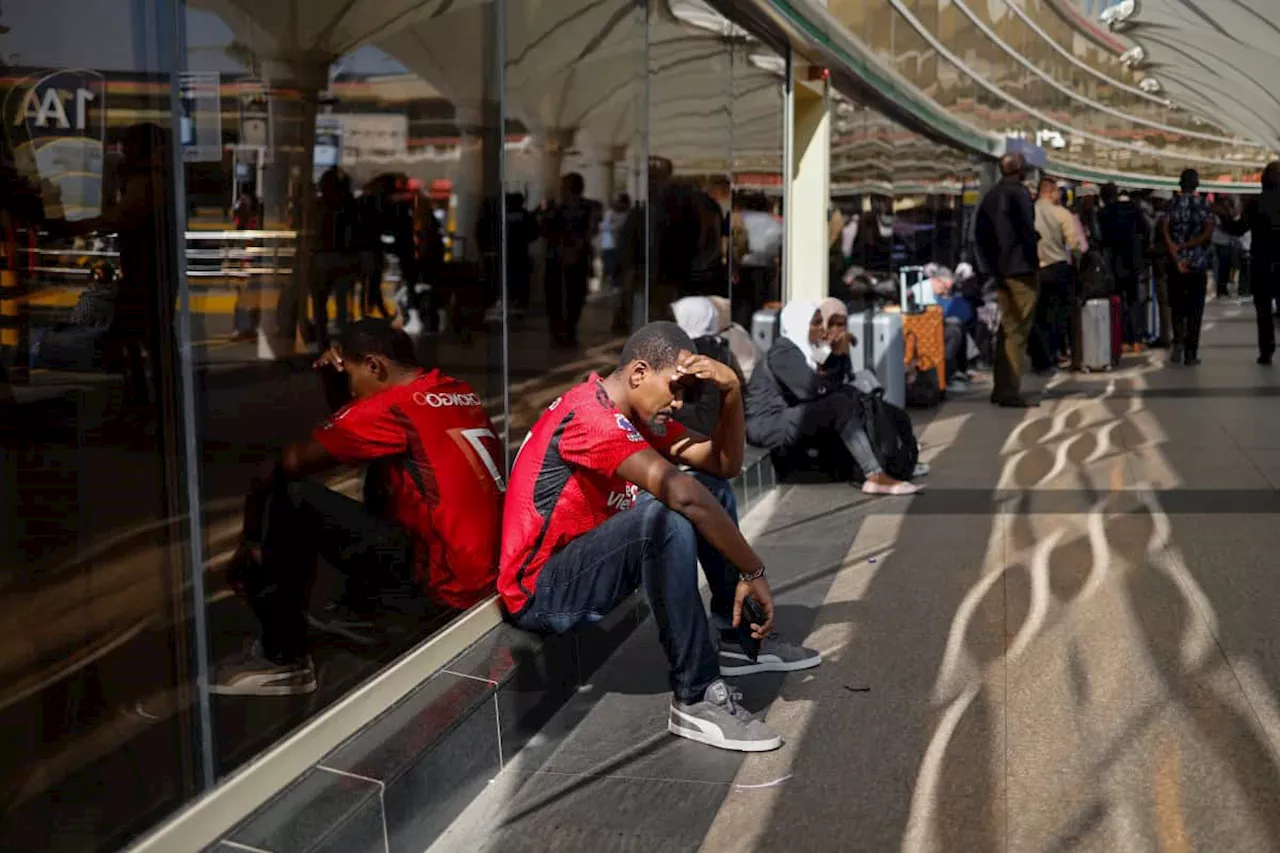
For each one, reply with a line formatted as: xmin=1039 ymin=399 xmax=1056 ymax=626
xmin=744 ymin=300 xmax=920 ymax=495
xmin=671 ymin=296 xmax=751 ymax=437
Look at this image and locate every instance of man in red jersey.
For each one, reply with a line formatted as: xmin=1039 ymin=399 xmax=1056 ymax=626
xmin=501 ymin=321 xmax=819 ymax=752
xmin=215 ymin=319 xmax=503 ymax=696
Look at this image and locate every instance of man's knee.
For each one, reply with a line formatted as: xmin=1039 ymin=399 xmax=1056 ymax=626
xmin=635 ymin=496 xmax=698 ymax=556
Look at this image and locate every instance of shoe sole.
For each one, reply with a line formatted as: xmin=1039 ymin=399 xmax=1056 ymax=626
xmin=718 ymin=651 xmax=823 ymax=676
xmin=861 ymin=484 xmax=922 ymax=496
xmin=667 ymin=711 xmax=782 ymax=752
xmin=210 ymin=675 xmax=318 ymax=697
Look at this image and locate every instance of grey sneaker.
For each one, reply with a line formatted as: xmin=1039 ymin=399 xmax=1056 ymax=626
xmin=668 ymin=680 xmax=782 ymax=752
xmin=719 ymin=635 xmax=822 ymax=676
xmin=211 ymin=641 xmax=317 ymax=697
xmin=306 ymin=601 xmax=378 ymax=646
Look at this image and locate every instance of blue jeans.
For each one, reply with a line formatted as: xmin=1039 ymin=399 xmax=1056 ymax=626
xmin=514 ymin=473 xmax=740 ymax=703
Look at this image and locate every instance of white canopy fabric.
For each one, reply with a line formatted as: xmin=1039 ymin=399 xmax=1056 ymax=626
xmin=1113 ymin=0 xmax=1280 ymax=151
xmin=190 ymin=0 xmax=789 ymax=174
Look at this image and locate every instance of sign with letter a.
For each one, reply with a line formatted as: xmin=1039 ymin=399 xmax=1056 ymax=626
xmin=4 ymin=68 xmax=106 ymax=221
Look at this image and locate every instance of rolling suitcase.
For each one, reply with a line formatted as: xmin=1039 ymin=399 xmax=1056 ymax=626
xmin=751 ymin=307 xmax=779 ymax=353
xmin=850 ymin=309 xmax=905 ymax=408
xmin=901 ymin=304 xmax=947 ymax=391
xmin=1081 ymin=298 xmax=1112 ymax=371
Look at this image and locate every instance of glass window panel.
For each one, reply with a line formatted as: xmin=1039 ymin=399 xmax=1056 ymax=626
xmin=647 ymin=4 xmax=732 ymax=321
xmin=1 ymin=0 xmax=203 ymax=848
xmin=185 ymin=0 xmax=506 ymax=778
xmin=731 ymin=41 xmax=785 ymax=324
xmin=502 ymin=0 xmax=645 ymax=450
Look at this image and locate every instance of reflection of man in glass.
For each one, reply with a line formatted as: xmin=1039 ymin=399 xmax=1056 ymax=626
xmin=542 ymin=172 xmax=596 ymax=347
xmin=218 ymin=319 xmax=502 ymax=695
xmin=645 ymin=157 xmax=730 ymax=321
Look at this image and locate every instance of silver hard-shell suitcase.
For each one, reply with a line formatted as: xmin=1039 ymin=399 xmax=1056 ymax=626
xmin=1081 ymin=297 xmax=1112 ymax=370
xmin=849 ymin=309 xmax=906 ymax=408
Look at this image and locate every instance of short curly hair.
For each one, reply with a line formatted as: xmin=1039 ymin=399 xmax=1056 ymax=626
xmin=619 ymin=321 xmax=694 ymax=371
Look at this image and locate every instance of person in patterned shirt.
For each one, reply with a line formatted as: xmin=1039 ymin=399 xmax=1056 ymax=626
xmin=1159 ymin=169 xmax=1215 ymax=365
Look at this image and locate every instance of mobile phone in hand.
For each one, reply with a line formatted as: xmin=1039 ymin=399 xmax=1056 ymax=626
xmin=736 ymin=596 xmax=767 ymax=662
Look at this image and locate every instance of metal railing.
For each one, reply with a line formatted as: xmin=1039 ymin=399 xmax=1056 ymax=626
xmin=22 ymin=229 xmax=299 ymax=284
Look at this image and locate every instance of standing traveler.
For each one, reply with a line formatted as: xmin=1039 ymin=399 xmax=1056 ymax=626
xmin=1220 ymin=161 xmax=1280 ymax=364
xmin=601 ymin=193 xmax=630 ymax=293
xmin=1160 ymin=169 xmax=1215 ymax=366
xmin=543 ymin=172 xmax=598 ymax=347
xmin=1098 ymin=183 xmax=1150 ymax=351
xmin=1142 ymin=192 xmax=1173 ymax=348
xmin=312 ymin=168 xmax=359 ymax=349
xmin=1033 ymin=177 xmax=1085 ymax=371
xmin=1210 ymin=194 xmax=1236 ymax=297
xmin=974 ymin=152 xmax=1040 ymax=407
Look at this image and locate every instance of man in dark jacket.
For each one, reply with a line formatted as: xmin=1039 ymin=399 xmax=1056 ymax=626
xmin=1099 ymin=182 xmax=1150 ymax=350
xmin=1222 ymin=161 xmax=1280 ymax=364
xmin=975 ymin=153 xmax=1040 ymax=407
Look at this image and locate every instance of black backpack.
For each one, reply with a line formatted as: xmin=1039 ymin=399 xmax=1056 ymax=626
xmin=1078 ymin=248 xmax=1115 ymax=300
xmin=859 ymin=389 xmax=920 ymax=481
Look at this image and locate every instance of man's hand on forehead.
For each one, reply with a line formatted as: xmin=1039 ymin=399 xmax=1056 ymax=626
xmin=674 ymin=353 xmax=739 ymax=393
xmin=314 ymin=346 xmax=345 ymax=372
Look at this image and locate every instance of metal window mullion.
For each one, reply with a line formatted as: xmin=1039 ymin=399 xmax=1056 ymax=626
xmin=163 ymin=0 xmax=217 ymax=792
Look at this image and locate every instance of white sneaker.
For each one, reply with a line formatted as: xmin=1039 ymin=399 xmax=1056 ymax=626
xmin=211 ymin=641 xmax=316 ymax=697
xmin=913 ymin=461 xmax=931 ymax=478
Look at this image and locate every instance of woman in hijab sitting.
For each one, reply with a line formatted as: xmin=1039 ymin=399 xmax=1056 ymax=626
xmin=671 ymin=295 xmax=759 ymax=437
xmin=817 ymin=297 xmax=930 ymax=478
xmin=745 ymin=300 xmax=921 ymax=495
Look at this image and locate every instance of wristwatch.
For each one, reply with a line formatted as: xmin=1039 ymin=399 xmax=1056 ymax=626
xmin=739 ymin=565 xmax=766 ymax=582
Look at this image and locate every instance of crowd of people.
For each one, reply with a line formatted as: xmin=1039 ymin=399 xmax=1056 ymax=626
xmin=973 ymin=153 xmax=1280 ymax=404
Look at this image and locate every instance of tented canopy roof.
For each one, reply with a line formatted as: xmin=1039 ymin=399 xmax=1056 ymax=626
xmin=821 ymin=0 xmax=1274 ymax=183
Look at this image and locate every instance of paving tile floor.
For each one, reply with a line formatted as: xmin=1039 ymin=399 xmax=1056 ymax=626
xmin=432 ymin=297 xmax=1280 ymax=852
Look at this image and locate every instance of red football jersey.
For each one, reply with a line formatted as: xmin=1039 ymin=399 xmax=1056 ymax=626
xmin=313 ymin=370 xmax=503 ymax=609
xmin=498 ymin=375 xmax=686 ymax=616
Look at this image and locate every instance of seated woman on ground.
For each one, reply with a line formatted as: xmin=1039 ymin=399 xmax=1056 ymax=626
xmin=817 ymin=297 xmax=930 ymax=478
xmin=744 ymin=300 xmax=922 ymax=496
xmin=671 ymin=296 xmax=750 ymax=437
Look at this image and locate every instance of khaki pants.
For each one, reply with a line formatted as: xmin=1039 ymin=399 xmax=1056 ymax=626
xmin=994 ymin=274 xmax=1038 ymax=401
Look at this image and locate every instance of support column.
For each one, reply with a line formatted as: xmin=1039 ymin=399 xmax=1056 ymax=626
xmin=452 ymin=102 xmax=491 ymax=263
xmin=585 ymin=144 xmax=626 ymax=204
xmin=784 ymin=72 xmax=830 ymax=304
xmin=538 ymin=128 xmax=577 ymax=204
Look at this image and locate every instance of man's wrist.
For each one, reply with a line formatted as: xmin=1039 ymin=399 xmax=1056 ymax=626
xmin=739 ymin=565 xmax=766 ymax=582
